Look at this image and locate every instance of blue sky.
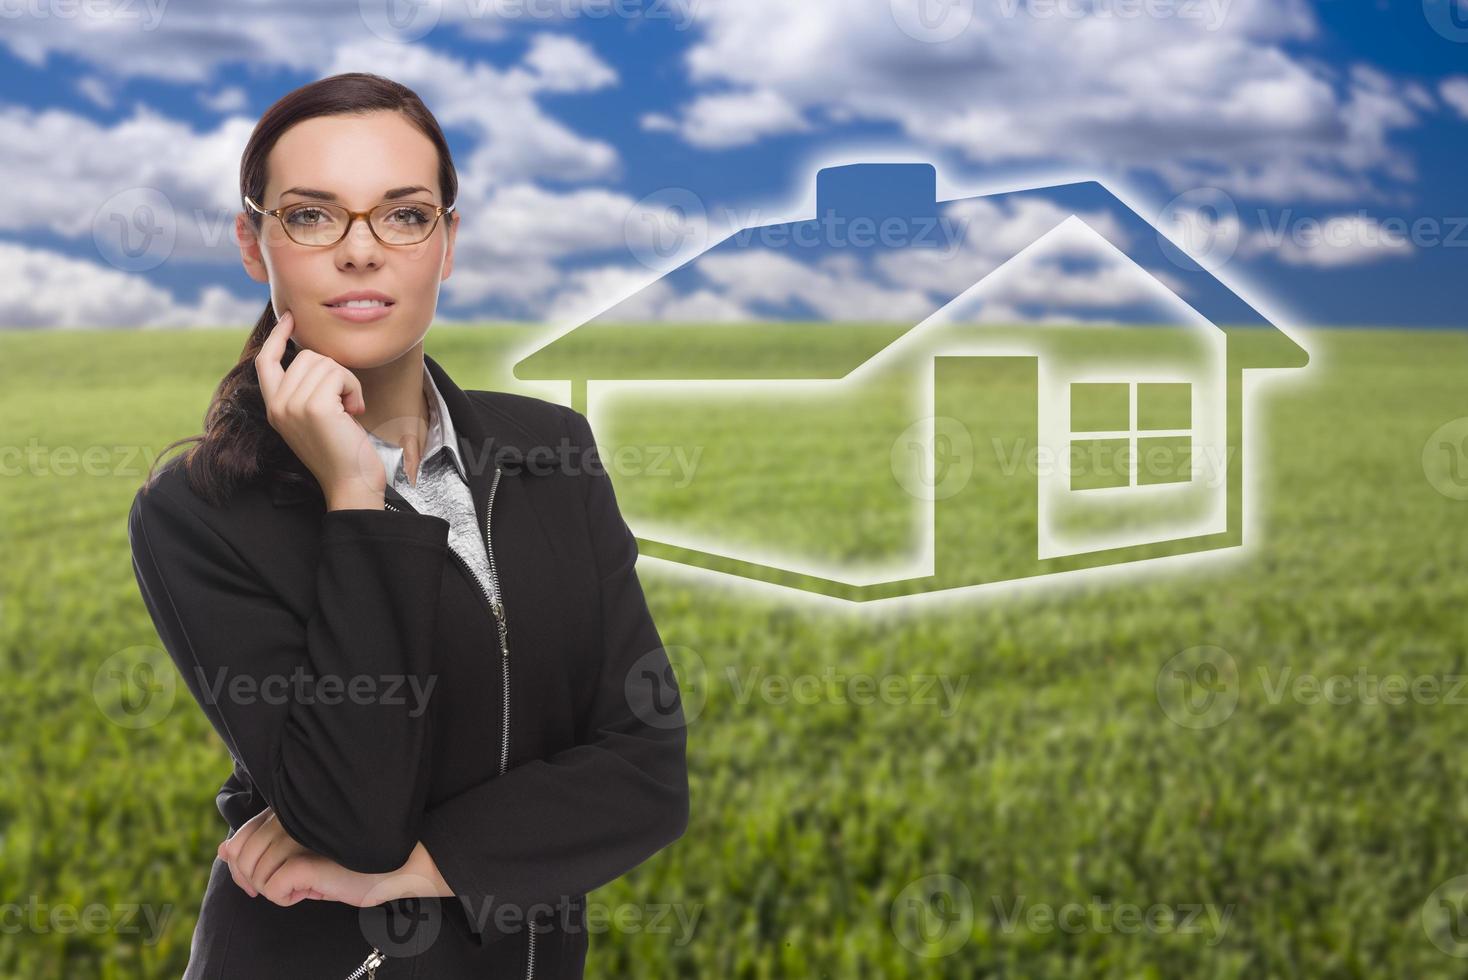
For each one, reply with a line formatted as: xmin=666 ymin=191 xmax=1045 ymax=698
xmin=0 ymin=0 xmax=1464 ymax=329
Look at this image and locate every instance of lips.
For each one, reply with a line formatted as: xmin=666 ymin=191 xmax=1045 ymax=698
xmin=323 ymin=290 xmax=396 ymax=308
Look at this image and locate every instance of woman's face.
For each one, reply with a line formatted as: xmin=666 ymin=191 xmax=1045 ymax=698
xmin=237 ymin=110 xmax=458 ymax=370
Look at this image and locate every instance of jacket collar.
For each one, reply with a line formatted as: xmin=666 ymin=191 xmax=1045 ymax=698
xmin=268 ymin=352 xmax=543 ymax=511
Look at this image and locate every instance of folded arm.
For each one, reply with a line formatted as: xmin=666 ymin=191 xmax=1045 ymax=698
xmin=128 ymin=477 xmax=450 ymax=873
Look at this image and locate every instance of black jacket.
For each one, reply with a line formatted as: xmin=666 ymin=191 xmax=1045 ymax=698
xmin=126 ymin=353 xmax=690 ymax=979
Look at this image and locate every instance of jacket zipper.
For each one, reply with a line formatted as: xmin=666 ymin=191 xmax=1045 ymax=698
xmin=386 ymin=469 xmax=508 ymax=770
xmin=343 ymin=946 xmax=384 ymax=980
xmin=382 ymin=470 xmax=535 ymax=979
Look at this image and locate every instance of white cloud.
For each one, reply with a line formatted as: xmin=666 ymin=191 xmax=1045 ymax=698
xmin=0 ymin=13 xmax=640 ymax=326
xmin=199 ymin=86 xmax=249 ymax=113
xmin=542 ymin=264 xmax=664 ymax=325
xmin=322 ymin=36 xmax=619 ymax=185
xmin=0 ymin=103 xmax=256 ymax=259
xmin=520 ymin=32 xmax=618 ymax=92
xmin=0 ymin=240 xmax=258 ymax=328
xmin=970 ymin=257 xmax=1167 ymax=312
xmin=654 ymin=288 xmax=758 ymax=323
xmin=694 ymin=249 xmax=935 ymax=321
xmin=75 ymin=76 xmax=115 ymax=110
xmin=540 ymin=265 xmax=762 ymax=327
xmin=438 ymin=181 xmax=700 ymax=316
xmin=1243 ymin=214 xmax=1415 ymax=268
xmin=875 ymin=196 xmax=1130 ymax=297
xmin=1441 ymin=77 xmax=1468 ymax=120
xmin=576 ymin=196 xmax=1190 ymax=324
xmin=639 ymin=112 xmax=679 ymax=133
xmin=0 ymin=37 xmax=629 ymax=323
xmin=462 ymin=182 xmax=643 ymax=259
xmin=0 ymin=2 xmax=630 ymax=88
xmin=0 ymin=0 xmax=1437 ymax=329
xmin=0 ymin=1 xmax=338 ymax=83
xmin=668 ymin=0 xmax=1424 ymax=202
xmin=0 ymin=30 xmax=624 ymax=242
xmin=654 ymin=88 xmax=809 ymax=148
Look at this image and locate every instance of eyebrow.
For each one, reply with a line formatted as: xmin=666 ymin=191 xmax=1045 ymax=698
xmin=278 ymin=185 xmax=434 ymax=203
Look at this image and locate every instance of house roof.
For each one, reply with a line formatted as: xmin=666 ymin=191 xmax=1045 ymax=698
xmin=514 ymin=165 xmax=1308 ymax=382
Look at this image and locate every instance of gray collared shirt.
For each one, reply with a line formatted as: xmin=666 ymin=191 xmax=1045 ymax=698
xmin=366 ymin=361 xmax=499 ymax=606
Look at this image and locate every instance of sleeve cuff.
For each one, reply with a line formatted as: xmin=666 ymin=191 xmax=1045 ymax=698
xmin=321 ymin=507 xmax=450 ymax=545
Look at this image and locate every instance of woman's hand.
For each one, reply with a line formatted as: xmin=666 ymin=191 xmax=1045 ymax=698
xmin=217 ymin=805 xmax=316 ymax=900
xmin=218 ymin=810 xmax=452 ymax=907
xmin=249 ymin=852 xmax=408 ymax=908
xmin=254 ymin=309 xmax=386 ymax=510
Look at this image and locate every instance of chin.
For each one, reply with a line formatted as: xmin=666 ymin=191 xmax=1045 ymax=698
xmin=293 ymin=324 xmax=399 ymax=369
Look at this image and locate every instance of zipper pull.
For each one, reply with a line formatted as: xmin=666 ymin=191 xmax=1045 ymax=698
xmin=492 ymin=601 xmax=509 ymax=655
xmin=344 ymin=946 xmax=385 ymax=980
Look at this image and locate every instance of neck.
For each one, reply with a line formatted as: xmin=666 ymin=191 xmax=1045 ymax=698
xmin=354 ymin=345 xmax=431 ymax=480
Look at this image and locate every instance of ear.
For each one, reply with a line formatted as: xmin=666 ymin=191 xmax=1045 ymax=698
xmin=238 ymin=212 xmax=269 ymax=284
xmin=440 ymin=210 xmax=458 ymax=282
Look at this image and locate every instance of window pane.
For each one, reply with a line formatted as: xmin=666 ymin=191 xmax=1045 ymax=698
xmin=1137 ymin=382 xmax=1191 ymax=430
xmin=1137 ymin=435 xmax=1192 ymax=485
xmin=1070 ymin=383 xmax=1129 ymax=432
xmin=1070 ymin=437 xmax=1130 ymax=490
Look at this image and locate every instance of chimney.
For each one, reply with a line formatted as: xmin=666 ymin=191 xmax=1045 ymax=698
xmin=815 ymin=163 xmax=939 ymax=224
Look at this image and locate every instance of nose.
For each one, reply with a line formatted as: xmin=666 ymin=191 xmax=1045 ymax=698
xmin=334 ymin=214 xmax=385 ymax=271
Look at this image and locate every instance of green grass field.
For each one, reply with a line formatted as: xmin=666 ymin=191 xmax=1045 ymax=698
xmin=2 ymin=324 xmax=1466 ymax=978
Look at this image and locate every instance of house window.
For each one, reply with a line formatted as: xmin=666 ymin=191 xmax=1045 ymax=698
xmin=1069 ymin=382 xmax=1192 ymax=490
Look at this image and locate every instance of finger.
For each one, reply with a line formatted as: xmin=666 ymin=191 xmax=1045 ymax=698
xmin=283 ymin=355 xmax=341 ymax=419
xmin=220 ymin=818 xmax=258 ymax=864
xmin=273 ymin=346 xmax=323 ymax=409
xmin=254 ymin=310 xmax=294 ymax=402
xmin=249 ymin=833 xmax=298 ymax=895
xmin=235 ymin=816 xmax=281 ymax=891
xmin=219 ymin=807 xmax=271 ymax=895
xmin=260 ymin=857 xmax=306 ymax=907
xmin=261 ymin=855 xmax=323 ymax=908
xmin=339 ymin=363 xmax=366 ymax=416
xmin=221 ymin=852 xmax=256 ymax=898
xmin=304 ymin=362 xmax=364 ymax=420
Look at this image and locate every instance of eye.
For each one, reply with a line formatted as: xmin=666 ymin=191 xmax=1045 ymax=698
xmin=285 ymin=206 xmax=333 ymax=225
xmin=382 ymin=205 xmax=431 ymax=225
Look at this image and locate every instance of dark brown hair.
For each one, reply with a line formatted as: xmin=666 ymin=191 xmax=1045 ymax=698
xmin=141 ymin=72 xmax=459 ymax=506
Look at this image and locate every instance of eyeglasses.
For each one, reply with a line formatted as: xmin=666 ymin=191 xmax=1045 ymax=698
xmin=243 ymin=195 xmax=456 ymax=247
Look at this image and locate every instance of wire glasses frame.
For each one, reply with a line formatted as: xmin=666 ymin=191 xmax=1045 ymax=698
xmin=243 ymin=194 xmax=456 ymax=247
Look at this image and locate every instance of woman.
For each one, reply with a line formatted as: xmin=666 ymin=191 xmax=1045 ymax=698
xmin=127 ymin=72 xmax=689 ymax=979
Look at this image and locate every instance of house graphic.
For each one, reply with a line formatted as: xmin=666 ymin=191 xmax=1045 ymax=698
xmin=514 ymin=163 xmax=1309 ymax=601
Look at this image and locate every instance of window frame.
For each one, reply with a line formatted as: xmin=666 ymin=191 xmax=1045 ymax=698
xmin=1068 ymin=380 xmax=1193 ymax=491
